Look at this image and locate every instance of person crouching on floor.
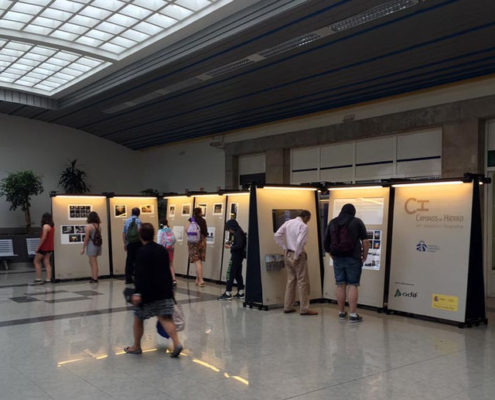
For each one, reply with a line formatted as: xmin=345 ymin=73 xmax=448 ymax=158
xmin=125 ymin=223 xmax=183 ymax=357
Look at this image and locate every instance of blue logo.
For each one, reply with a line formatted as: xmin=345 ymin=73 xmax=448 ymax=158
xmin=416 ymin=241 xmax=428 ymax=252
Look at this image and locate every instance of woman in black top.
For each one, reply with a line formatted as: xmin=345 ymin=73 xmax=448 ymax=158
xmin=218 ymin=219 xmax=246 ymax=300
xmin=185 ymin=207 xmax=208 ymax=287
xmin=125 ymin=223 xmax=183 ymax=357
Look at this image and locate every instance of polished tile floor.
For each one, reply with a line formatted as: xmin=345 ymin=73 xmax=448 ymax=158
xmin=0 ymin=273 xmax=494 ymax=400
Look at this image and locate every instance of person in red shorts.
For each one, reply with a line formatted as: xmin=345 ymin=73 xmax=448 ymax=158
xmin=33 ymin=213 xmax=54 ymax=284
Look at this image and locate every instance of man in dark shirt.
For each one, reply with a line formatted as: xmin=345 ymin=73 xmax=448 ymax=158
xmin=124 ymin=223 xmax=183 ymax=357
xmin=218 ymin=219 xmax=246 ymax=300
xmin=324 ymin=204 xmax=369 ymax=323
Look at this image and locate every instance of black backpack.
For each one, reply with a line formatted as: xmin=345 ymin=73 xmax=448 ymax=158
xmin=92 ymin=224 xmax=103 ymax=247
xmin=326 ymin=219 xmax=354 ymax=256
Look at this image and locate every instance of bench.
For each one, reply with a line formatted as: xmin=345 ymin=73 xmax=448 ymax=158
xmin=0 ymin=239 xmax=17 ymax=270
xmin=26 ymin=238 xmax=41 ymax=257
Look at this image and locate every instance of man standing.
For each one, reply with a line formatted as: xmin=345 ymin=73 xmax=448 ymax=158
xmin=123 ymin=207 xmax=142 ymax=284
xmin=324 ymin=203 xmax=369 ymax=323
xmin=274 ymin=210 xmax=318 ymax=316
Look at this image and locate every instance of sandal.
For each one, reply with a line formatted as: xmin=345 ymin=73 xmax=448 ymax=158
xmin=198 ymin=282 xmax=205 ymax=287
xmin=124 ymin=346 xmax=142 ymax=355
xmin=170 ymin=344 xmax=183 ymax=358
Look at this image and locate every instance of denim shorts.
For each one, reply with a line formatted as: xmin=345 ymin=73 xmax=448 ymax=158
xmin=333 ymin=257 xmax=363 ymax=286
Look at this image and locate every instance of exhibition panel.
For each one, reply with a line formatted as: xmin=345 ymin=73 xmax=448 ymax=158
xmin=190 ymin=194 xmax=227 ymax=281
xmin=246 ymin=186 xmax=322 ymax=309
xmin=220 ymin=192 xmax=250 ymax=282
xmin=165 ymin=196 xmax=192 ymax=276
xmin=52 ymin=195 xmax=110 ymax=280
xmin=323 ymin=186 xmax=390 ymax=309
xmin=108 ymin=196 xmax=158 ymax=276
xmin=388 ymin=180 xmax=485 ymax=324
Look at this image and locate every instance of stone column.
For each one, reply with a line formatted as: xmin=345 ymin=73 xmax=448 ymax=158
xmin=442 ymin=119 xmax=483 ymax=178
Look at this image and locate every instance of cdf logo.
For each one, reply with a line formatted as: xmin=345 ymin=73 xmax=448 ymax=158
xmin=405 ymin=198 xmax=429 ymax=214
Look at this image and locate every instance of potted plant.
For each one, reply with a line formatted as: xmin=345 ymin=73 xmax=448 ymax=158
xmin=59 ymin=159 xmax=90 ymax=193
xmin=0 ymin=170 xmax=44 ymax=232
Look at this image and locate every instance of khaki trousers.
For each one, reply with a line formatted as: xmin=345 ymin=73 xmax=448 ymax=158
xmin=284 ymin=251 xmax=310 ymax=313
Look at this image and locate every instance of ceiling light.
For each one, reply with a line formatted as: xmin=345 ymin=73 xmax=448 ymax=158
xmin=392 ymin=181 xmax=463 ymax=187
xmin=331 ymin=0 xmax=419 ymax=32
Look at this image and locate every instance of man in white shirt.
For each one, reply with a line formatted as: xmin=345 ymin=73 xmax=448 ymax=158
xmin=274 ymin=210 xmax=318 ymax=316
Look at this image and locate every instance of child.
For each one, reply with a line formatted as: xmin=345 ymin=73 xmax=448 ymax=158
xmin=157 ymin=219 xmax=177 ymax=286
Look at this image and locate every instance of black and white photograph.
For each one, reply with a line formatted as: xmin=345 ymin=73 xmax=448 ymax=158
xmin=114 ymin=204 xmax=127 ymax=218
xmin=75 ymin=225 xmax=86 ymax=234
xmin=182 ymin=204 xmax=191 ymax=216
xmin=69 ymin=234 xmax=81 ymax=243
xmin=230 ymin=203 xmax=238 ymax=219
xmin=198 ymin=203 xmax=207 ymax=217
xmin=69 ymin=204 xmax=91 ymax=220
xmin=62 ymin=225 xmax=74 ymax=234
xmin=213 ymin=203 xmax=223 ymax=215
xmin=169 ymin=205 xmax=175 ymax=218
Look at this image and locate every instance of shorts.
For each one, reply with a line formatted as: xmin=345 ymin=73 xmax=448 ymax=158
xmin=36 ymin=250 xmax=53 ymax=256
xmin=134 ymin=298 xmax=175 ymax=320
xmin=333 ymin=256 xmax=363 ymax=286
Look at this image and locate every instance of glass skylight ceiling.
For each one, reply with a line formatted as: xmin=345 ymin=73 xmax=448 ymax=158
xmin=0 ymin=0 xmax=227 ymax=95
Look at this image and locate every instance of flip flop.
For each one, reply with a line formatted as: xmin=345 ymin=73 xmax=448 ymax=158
xmin=124 ymin=347 xmax=142 ymax=355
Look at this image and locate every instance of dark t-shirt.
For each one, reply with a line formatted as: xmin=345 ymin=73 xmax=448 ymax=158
xmin=135 ymin=242 xmax=173 ymax=303
xmin=327 ymin=217 xmax=368 ymax=260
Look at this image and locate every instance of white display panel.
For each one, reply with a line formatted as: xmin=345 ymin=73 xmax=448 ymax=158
xmin=388 ymin=183 xmax=473 ymax=322
xmin=166 ymin=196 xmax=191 ymax=276
xmin=255 ymin=188 xmax=322 ymax=307
xmin=52 ymin=196 xmax=110 ymax=280
xmin=323 ymin=187 xmax=390 ymax=308
xmin=109 ymin=197 xmax=158 ymax=276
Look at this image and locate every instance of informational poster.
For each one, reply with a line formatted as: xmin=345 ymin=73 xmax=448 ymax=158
xmin=333 ymin=198 xmax=384 ymax=225
xmin=363 ymin=229 xmax=382 ymax=270
xmin=172 ymin=226 xmax=184 ymax=242
xmin=207 ymin=227 xmax=216 ymax=244
xmin=68 ymin=205 xmax=92 ymax=220
xmin=61 ymin=225 xmax=86 ymax=244
xmin=388 ymin=183 xmax=473 ymax=322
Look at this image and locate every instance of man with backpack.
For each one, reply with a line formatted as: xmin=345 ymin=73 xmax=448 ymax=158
xmin=324 ymin=203 xmax=369 ymax=323
xmin=123 ymin=207 xmax=142 ymax=284
xmin=218 ymin=219 xmax=246 ymax=300
xmin=274 ymin=210 xmax=318 ymax=316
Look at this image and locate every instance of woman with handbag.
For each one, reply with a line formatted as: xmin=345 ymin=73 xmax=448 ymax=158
xmin=125 ymin=223 xmax=183 ymax=358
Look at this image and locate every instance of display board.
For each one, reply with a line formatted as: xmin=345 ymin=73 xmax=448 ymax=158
xmin=323 ymin=187 xmax=390 ymax=308
xmin=109 ymin=196 xmax=158 ymax=276
xmin=220 ymin=193 xmax=250 ymax=283
xmin=189 ymin=195 xmax=227 ymax=281
xmin=246 ymin=187 xmax=322 ymax=308
xmin=165 ymin=196 xmax=192 ymax=276
xmin=52 ymin=195 xmax=110 ymax=280
xmin=388 ymin=182 xmax=474 ymax=322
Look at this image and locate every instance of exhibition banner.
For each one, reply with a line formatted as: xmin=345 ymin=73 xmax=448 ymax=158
xmin=388 ymin=182 xmax=473 ymax=322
